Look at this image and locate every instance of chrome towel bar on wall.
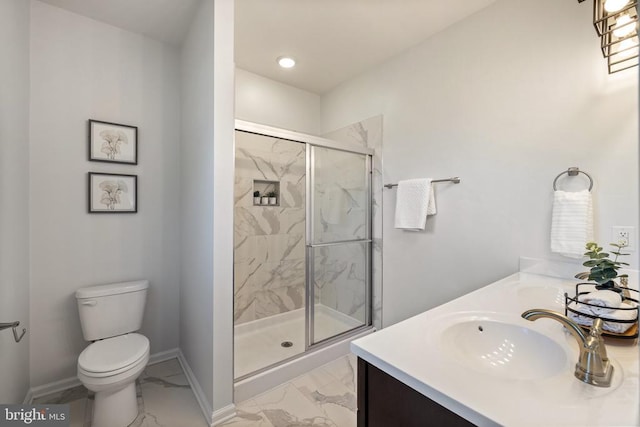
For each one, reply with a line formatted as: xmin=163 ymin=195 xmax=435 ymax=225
xmin=0 ymin=321 xmax=26 ymax=343
xmin=384 ymin=177 xmax=461 ymax=189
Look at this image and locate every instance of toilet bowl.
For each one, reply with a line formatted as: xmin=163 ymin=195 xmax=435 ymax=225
xmin=78 ymin=334 xmax=149 ymax=427
xmin=75 ymin=280 xmax=149 ymax=427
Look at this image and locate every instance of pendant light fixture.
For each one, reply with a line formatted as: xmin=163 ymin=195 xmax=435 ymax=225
xmin=579 ymin=0 xmax=639 ymax=73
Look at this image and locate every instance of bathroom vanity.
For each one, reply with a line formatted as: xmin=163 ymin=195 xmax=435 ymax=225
xmin=351 ymin=260 xmax=640 ymax=426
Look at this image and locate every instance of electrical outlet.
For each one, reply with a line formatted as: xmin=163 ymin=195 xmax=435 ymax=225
xmin=612 ymin=226 xmax=635 ymax=251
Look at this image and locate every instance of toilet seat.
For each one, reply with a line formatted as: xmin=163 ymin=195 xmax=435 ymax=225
xmin=78 ymin=333 xmax=149 ymax=378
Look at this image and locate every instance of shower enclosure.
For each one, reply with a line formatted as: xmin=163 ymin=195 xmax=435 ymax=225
xmin=233 ymin=121 xmax=373 ymax=380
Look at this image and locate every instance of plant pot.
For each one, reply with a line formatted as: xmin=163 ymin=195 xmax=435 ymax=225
xmin=253 ymin=197 xmax=261 ymax=205
xmin=261 ymin=197 xmax=269 ymax=205
xmin=269 ymin=197 xmax=277 ymax=205
xmin=595 ymin=281 xmax=623 ymax=293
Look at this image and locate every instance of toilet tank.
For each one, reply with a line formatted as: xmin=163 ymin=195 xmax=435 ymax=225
xmin=76 ymin=280 xmax=148 ymax=341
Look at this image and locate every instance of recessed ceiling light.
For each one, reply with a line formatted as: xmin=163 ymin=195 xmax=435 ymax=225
xmin=277 ymin=56 xmax=296 ymax=69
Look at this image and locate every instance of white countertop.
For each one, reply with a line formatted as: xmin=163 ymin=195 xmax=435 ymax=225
xmin=351 ymin=270 xmax=640 ymax=426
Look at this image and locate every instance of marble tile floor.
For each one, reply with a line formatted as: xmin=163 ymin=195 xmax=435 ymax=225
xmin=33 ymin=358 xmax=208 ymax=427
xmin=222 ymin=353 xmax=357 ymax=427
xmin=34 ymin=353 xmax=357 ymax=427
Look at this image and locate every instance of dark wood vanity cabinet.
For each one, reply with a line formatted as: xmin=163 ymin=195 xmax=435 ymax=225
xmin=357 ymin=358 xmax=476 ymax=427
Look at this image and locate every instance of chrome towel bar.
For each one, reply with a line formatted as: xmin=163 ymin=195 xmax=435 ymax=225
xmin=384 ymin=177 xmax=461 ymax=189
xmin=0 ymin=321 xmax=26 ymax=343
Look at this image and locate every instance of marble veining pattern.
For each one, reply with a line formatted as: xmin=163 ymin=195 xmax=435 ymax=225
xmin=323 ymin=116 xmax=383 ymax=330
xmin=33 ymin=359 xmax=208 ymax=427
xmin=223 ymin=354 xmax=358 ymax=427
xmin=235 ymin=131 xmax=307 ymax=324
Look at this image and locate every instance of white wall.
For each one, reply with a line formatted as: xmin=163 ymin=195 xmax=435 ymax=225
xmin=29 ymin=0 xmax=182 ymax=387
xmin=180 ymin=0 xmax=235 ymax=421
xmin=180 ymin=0 xmax=213 ymax=413
xmin=211 ymin=0 xmax=235 ymax=417
xmin=321 ymin=0 xmax=639 ymax=327
xmin=0 ymin=0 xmax=31 ymax=404
xmin=236 ymin=68 xmax=321 ymax=135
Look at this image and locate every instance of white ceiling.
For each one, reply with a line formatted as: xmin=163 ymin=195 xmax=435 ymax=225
xmin=38 ymin=0 xmax=498 ymax=94
xmin=235 ymin=0 xmax=498 ymax=94
xmin=38 ymin=0 xmax=200 ymax=46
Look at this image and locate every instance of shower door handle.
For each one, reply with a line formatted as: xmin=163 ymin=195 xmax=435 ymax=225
xmin=307 ymin=239 xmax=372 ymax=248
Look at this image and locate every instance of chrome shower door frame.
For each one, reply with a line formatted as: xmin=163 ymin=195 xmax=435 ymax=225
xmin=305 ymin=140 xmax=373 ymax=351
xmin=234 ymin=119 xmax=374 ymax=378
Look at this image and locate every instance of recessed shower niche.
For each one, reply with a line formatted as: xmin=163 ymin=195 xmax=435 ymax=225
xmin=233 ymin=121 xmax=374 ymax=381
xmin=253 ymin=180 xmax=280 ymax=206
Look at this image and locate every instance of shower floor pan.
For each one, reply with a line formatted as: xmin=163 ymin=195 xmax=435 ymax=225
xmin=234 ymin=304 xmax=362 ymax=379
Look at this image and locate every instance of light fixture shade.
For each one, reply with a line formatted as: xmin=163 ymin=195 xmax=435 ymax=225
xmin=593 ymin=0 xmax=638 ymax=36
xmin=588 ymin=0 xmax=639 ymax=73
xmin=601 ymin=27 xmax=639 ymax=57
xmin=608 ymin=36 xmax=640 ymax=72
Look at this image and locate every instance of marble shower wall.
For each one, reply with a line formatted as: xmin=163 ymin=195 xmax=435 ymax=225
xmin=322 ymin=116 xmax=383 ymax=329
xmin=234 ymin=131 xmax=306 ymax=324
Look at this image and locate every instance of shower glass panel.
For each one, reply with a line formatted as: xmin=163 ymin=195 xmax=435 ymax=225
xmin=308 ymin=147 xmax=370 ymax=346
xmin=310 ymin=241 xmax=368 ymax=343
xmin=312 ymin=149 xmax=368 ymax=243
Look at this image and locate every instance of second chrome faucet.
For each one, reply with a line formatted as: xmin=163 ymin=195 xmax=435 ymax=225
xmin=521 ymin=309 xmax=613 ymax=387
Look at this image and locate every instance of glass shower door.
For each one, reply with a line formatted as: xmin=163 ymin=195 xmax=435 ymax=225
xmin=307 ymin=146 xmax=371 ymax=346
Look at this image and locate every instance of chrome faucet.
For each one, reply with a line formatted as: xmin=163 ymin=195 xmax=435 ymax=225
xmin=521 ymin=309 xmax=613 ymax=387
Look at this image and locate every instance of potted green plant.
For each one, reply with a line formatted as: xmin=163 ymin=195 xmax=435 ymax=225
xmin=576 ymin=241 xmax=629 ymax=291
xmin=267 ymin=191 xmax=277 ymax=205
xmin=253 ymin=190 xmax=261 ymax=205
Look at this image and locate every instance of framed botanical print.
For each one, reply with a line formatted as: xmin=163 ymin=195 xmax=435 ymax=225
xmin=88 ymin=172 xmax=137 ymax=213
xmin=89 ymin=120 xmax=138 ymax=164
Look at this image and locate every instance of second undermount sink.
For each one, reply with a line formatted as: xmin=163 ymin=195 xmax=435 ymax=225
xmin=440 ymin=316 xmax=568 ymax=380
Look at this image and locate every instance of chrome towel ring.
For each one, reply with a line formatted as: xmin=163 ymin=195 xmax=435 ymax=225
xmin=553 ymin=167 xmax=593 ymax=192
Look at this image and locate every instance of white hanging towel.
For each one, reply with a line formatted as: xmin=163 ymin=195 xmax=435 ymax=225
xmin=394 ymin=178 xmax=436 ymax=231
xmin=550 ymin=189 xmax=593 ymax=258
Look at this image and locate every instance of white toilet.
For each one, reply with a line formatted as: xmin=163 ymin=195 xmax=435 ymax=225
xmin=76 ymin=280 xmax=150 ymax=427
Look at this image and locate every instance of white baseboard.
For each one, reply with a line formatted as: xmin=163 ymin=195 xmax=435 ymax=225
xmin=176 ymin=350 xmax=236 ymax=426
xmin=22 ymin=389 xmax=34 ymax=405
xmin=148 ymin=347 xmax=180 ymax=365
xmin=26 ymin=347 xmax=181 ymax=403
xmin=28 ymin=376 xmax=82 ymax=403
xmin=211 ymin=404 xmax=236 ymax=426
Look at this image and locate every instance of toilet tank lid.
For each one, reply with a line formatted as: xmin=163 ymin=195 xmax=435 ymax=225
xmin=76 ymin=280 xmax=149 ymax=299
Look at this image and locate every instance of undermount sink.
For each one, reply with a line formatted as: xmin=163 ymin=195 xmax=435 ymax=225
xmin=441 ymin=317 xmax=568 ymax=380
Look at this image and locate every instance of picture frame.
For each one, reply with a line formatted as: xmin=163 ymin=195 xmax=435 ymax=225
xmin=88 ymin=172 xmax=137 ymax=213
xmin=89 ymin=119 xmax=138 ymax=164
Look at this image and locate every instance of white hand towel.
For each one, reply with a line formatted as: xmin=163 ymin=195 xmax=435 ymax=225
xmin=394 ymin=179 xmax=435 ymax=231
xmin=578 ymin=290 xmax=622 ymax=315
xmin=550 ymin=190 xmax=593 ymax=258
xmin=568 ymin=301 xmax=637 ymax=334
